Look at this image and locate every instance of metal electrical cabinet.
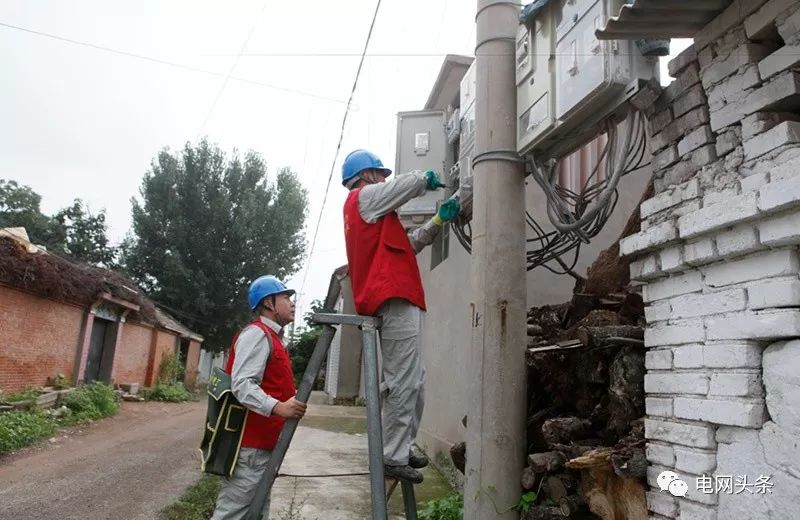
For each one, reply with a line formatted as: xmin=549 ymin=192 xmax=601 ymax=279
xmin=516 ymin=1 xmax=557 ymax=154
xmin=395 ymin=110 xmax=450 ymax=225
xmin=459 ymin=61 xmax=477 ymax=192
xmin=554 ymin=0 xmax=656 ymax=121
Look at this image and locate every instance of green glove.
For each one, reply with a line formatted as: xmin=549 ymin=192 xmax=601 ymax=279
xmin=433 ymin=197 xmax=461 ymax=225
xmin=424 ymin=170 xmax=446 ymax=190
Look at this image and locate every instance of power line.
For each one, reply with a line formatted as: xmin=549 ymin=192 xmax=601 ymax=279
xmin=196 ymin=1 xmax=268 ymax=137
xmin=296 ymin=0 xmax=383 ymax=307
xmin=0 ymin=21 xmax=350 ymax=105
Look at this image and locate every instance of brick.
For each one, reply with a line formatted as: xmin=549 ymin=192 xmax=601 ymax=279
xmin=655 ymin=145 xmax=680 ymax=170
xmin=758 ymin=173 xmax=800 ymax=212
xmin=673 ymin=344 xmax=705 ymax=368
xmin=646 ymin=442 xmax=675 ymax=467
xmin=741 ymin=111 xmax=800 ymax=140
xmin=668 ymin=45 xmax=698 ymax=77
xmin=709 ymin=372 xmax=763 ymax=397
xmin=674 ymin=85 xmax=707 ymax=119
xmin=707 ymin=66 xmax=761 ymax=112
xmin=777 ymin=5 xmax=800 ymax=44
xmin=644 ymin=300 xmax=671 ymax=325
xmin=649 ymin=108 xmax=674 ymax=137
xmin=702 ymin=186 xmax=739 ymax=206
xmin=645 ymin=418 xmax=717 ymax=449
xmin=715 ymin=27 xmax=749 ymax=57
xmin=744 ymin=121 xmax=800 ymax=161
xmin=748 ymin=277 xmax=800 ymax=308
xmin=702 ymin=44 xmax=774 ymax=88
xmin=645 ymin=322 xmax=706 ymax=347
xmin=684 ymin=239 xmax=718 ymax=266
xmin=647 ymin=466 xmax=720 ymax=507
xmin=679 ymin=501 xmax=717 ymax=520
xmin=669 ymin=289 xmax=748 ymax=319
xmin=639 ymin=179 xmax=700 ymax=219
xmin=759 ymin=211 xmax=800 ymax=245
xmin=706 ymin=309 xmax=800 ymax=339
xmin=711 ymin=72 xmax=800 ymax=132
xmin=674 ymin=447 xmax=717 ymax=474
xmin=759 ymin=44 xmax=800 ymax=81
xmin=715 ymin=127 xmax=741 ymax=157
xmin=646 ymin=373 xmax=709 ymax=395
xmin=631 ymin=255 xmax=664 ymax=282
xmin=647 ymin=491 xmax=678 ymax=518
xmin=660 ymin=246 xmax=685 ymax=273
xmin=702 ymin=249 xmax=800 ymax=287
xmin=690 ymin=144 xmax=718 ymax=168
xmin=620 ymin=220 xmax=679 ymax=256
xmin=677 ymin=192 xmax=759 ymax=239
xmin=678 ymin=125 xmax=714 ymax=157
xmin=740 ymin=170 xmax=769 ymax=192
xmin=768 ymin=147 xmax=800 ymax=182
xmin=715 ymin=225 xmax=760 ymax=257
xmin=660 ymin=163 xmax=703 ymax=192
xmin=673 ymin=397 xmax=766 ymax=428
xmin=646 ymin=348 xmax=673 ymax=369
xmin=643 ymin=271 xmax=703 ymax=303
xmin=695 ymin=0 xmax=770 ymax=50
xmin=674 ymin=62 xmax=701 ymax=98
xmin=646 ymin=397 xmax=674 ymax=417
xmin=746 ymin=0 xmax=799 ymax=40
xmin=698 ymin=46 xmax=715 ymax=70
xmin=703 ymin=342 xmax=763 ymax=368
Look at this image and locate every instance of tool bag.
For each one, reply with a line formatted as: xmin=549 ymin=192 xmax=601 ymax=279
xmin=199 ymin=366 xmax=248 ymax=477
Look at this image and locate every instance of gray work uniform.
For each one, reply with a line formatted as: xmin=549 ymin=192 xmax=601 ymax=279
xmin=211 ymin=316 xmax=282 ymax=520
xmin=357 ymin=171 xmax=442 ymax=466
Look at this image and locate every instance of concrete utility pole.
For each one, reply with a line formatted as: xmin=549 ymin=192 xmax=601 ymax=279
xmin=465 ymin=0 xmax=527 ymax=518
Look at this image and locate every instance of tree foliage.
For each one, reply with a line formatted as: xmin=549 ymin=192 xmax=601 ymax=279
xmin=288 ymin=299 xmax=325 ymax=387
xmin=122 ymin=141 xmax=308 ymax=351
xmin=0 ymin=179 xmax=114 ymax=265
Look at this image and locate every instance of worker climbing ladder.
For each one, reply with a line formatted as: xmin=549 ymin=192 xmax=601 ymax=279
xmin=244 ymin=290 xmax=418 ymax=519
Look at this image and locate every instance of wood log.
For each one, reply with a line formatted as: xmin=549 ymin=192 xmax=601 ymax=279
xmin=527 ymin=324 xmax=544 ymax=336
xmin=576 ymin=325 xmax=644 ymax=348
xmin=607 ymin=346 xmax=646 ymax=438
xmin=567 ymin=448 xmax=647 ymax=520
xmin=611 ymin=448 xmax=648 ymax=479
xmin=527 ymin=451 xmax=567 ymax=473
xmin=542 ymin=417 xmax=592 ymax=448
xmin=543 ymin=475 xmax=568 ymax=501
xmin=559 ymin=495 xmax=587 ymax=517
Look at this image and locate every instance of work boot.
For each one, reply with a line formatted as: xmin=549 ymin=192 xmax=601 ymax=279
xmin=384 ymin=464 xmax=424 ymax=484
xmin=408 ymin=452 xmax=429 ymax=469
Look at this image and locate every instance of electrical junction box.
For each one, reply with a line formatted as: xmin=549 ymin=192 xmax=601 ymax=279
xmin=395 ymin=110 xmax=450 ymax=225
xmin=553 ymin=0 xmax=657 ymax=123
xmin=458 ymin=100 xmax=475 ymax=191
xmin=516 ymin=1 xmax=557 ymax=154
xmin=460 ymin=61 xmax=477 ymax=116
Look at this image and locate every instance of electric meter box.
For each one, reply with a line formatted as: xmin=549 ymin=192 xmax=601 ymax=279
xmin=395 ymin=110 xmax=449 ymax=223
xmin=554 ymin=0 xmax=656 ymax=122
xmin=459 ymin=101 xmax=476 ymax=190
xmin=516 ymin=1 xmax=557 ymax=154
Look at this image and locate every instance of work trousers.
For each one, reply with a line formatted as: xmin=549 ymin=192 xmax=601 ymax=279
xmin=376 ymin=298 xmax=426 ymax=466
xmin=211 ymin=447 xmax=272 ymax=520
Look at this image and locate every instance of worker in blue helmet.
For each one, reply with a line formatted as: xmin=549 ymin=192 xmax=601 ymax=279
xmin=341 ymin=149 xmax=461 ymax=484
xmin=210 ymin=275 xmax=306 ymax=520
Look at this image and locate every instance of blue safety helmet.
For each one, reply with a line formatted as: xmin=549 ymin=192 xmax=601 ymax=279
xmin=248 ymin=275 xmax=295 ymax=311
xmin=341 ymin=149 xmax=392 ymax=186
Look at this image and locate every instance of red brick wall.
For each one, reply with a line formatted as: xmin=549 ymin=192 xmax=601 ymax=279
xmin=145 ymin=330 xmax=179 ymax=386
xmin=112 ymin=322 xmax=154 ymax=386
xmin=184 ymin=340 xmax=202 ymax=389
xmin=0 ymin=285 xmax=84 ymax=393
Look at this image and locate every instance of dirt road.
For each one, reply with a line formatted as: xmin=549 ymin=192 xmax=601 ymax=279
xmin=0 ymin=400 xmax=206 ymax=520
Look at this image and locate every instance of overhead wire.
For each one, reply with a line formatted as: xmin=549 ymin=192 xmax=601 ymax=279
xmin=296 ymin=0 xmax=383 ymax=306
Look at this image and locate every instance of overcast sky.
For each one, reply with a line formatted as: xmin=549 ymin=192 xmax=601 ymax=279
xmin=1 ymin=0 xmax=689 ymax=326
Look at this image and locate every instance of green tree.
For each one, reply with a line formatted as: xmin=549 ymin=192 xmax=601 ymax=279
xmin=51 ymin=200 xmax=116 ymax=265
xmin=288 ymin=300 xmax=325 ymax=387
xmin=0 ymin=179 xmax=58 ymax=248
xmin=122 ymin=140 xmax=309 ymax=352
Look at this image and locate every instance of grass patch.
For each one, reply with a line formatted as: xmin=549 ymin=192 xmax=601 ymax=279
xmin=1 ymin=387 xmax=42 ymax=403
xmin=159 ymin=475 xmax=221 ymax=520
xmin=62 ymin=382 xmax=119 ymax=423
xmin=141 ymin=383 xmax=193 ymax=402
xmin=0 ymin=409 xmax=57 ymax=453
xmin=418 ymin=493 xmax=463 ymax=520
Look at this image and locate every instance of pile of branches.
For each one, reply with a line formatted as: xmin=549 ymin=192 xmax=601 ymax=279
xmin=0 ymin=236 xmax=158 ymax=324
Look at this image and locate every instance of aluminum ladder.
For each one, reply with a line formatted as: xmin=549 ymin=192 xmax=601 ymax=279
xmin=245 ymin=311 xmax=418 ymax=520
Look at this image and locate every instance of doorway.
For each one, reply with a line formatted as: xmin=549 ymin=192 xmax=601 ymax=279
xmin=85 ymin=318 xmax=117 ymax=383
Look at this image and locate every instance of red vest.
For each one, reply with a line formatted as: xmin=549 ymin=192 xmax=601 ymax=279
xmin=343 ymin=189 xmax=426 ymax=315
xmin=225 ymin=320 xmax=296 ymax=450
